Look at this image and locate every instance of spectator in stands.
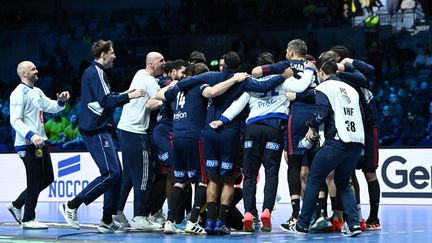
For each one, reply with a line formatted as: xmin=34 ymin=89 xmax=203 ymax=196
xmin=399 ymin=109 xmax=426 ymax=145
xmin=379 ymin=105 xmax=401 ymax=145
xmin=0 ymin=111 xmax=12 ymax=151
xmin=44 ymin=111 xmax=70 ymax=145
xmin=420 ymin=101 xmax=432 ymax=145
xmin=61 ymin=114 xmax=84 ymax=150
xmin=400 ymin=0 xmax=416 ymax=12
xmin=388 ymin=92 xmax=404 ymax=121
xmin=413 ymin=47 xmax=428 ymax=70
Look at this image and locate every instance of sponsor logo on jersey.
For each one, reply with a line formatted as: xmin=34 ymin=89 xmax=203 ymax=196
xmin=265 ymin=142 xmax=280 ymax=150
xmin=244 ymin=141 xmax=253 ymax=149
xmin=174 ymin=170 xmax=186 ymax=178
xmin=206 ymin=160 xmax=218 ymax=167
xmin=173 ymin=111 xmax=187 ymax=120
xmin=221 ymin=162 xmax=233 ymax=170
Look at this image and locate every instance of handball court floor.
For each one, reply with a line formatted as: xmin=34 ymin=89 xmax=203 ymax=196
xmin=0 ymin=202 xmax=430 ymax=243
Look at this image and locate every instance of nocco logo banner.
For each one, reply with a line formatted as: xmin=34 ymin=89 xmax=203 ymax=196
xmin=40 ymin=153 xmax=102 ymax=202
xmin=379 ymin=149 xmax=432 ymax=204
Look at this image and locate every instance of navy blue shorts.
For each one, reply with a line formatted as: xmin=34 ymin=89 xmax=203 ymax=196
xmin=152 ymin=124 xmax=174 ymax=167
xmin=172 ymin=137 xmax=206 ymax=183
xmin=203 ymin=127 xmax=240 ymax=177
xmin=357 ymin=126 xmax=379 ymax=172
xmin=287 ymin=110 xmax=314 ymax=156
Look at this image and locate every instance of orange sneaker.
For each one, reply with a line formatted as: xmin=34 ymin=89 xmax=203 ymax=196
xmin=260 ymin=209 xmax=272 ymax=232
xmin=243 ymin=212 xmax=254 ymax=232
xmin=331 ymin=217 xmax=344 ymax=232
xmin=359 ymin=219 xmax=366 ymax=231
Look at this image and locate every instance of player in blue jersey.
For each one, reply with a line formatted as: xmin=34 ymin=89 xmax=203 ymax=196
xmin=281 ymin=53 xmax=364 ymax=238
xmin=155 ymin=63 xmax=249 ymax=235
xmin=174 ymin=51 xmax=289 ymax=234
xmin=252 ymin=39 xmax=320 ymax=224
xmin=209 ymin=56 xmax=316 ymax=232
xmin=144 ymin=60 xmax=189 ymax=227
xmin=330 ymin=45 xmax=381 ymax=231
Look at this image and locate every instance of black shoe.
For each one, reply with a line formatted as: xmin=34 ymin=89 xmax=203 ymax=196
xmin=280 ymin=222 xmax=308 ymax=234
xmin=342 ymin=225 xmax=361 ymax=237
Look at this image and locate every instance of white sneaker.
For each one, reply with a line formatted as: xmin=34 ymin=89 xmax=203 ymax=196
xmin=97 ymin=221 xmax=126 ymax=234
xmin=113 ymin=211 xmax=130 ymax=227
xmin=185 ymin=220 xmax=207 ymax=235
xmin=6 ymin=203 xmax=22 ymax=224
xmin=148 ymin=209 xmax=166 ymax=225
xmin=130 ymin=216 xmax=161 ymax=231
xmin=59 ymin=203 xmax=80 ymax=229
xmin=146 ymin=216 xmax=163 ymax=229
xmin=21 ymin=219 xmax=48 ymax=229
xmin=163 ymin=220 xmax=176 ymax=234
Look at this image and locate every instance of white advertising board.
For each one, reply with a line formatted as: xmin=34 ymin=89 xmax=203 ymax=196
xmin=0 ymin=148 xmax=431 ymax=205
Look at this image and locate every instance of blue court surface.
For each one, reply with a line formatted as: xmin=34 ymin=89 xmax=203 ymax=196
xmin=0 ymin=202 xmax=430 ymax=243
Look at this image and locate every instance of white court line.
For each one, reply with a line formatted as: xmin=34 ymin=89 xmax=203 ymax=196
xmin=412 ymin=230 xmax=424 ymax=233
xmin=395 ymin=231 xmax=406 ymax=234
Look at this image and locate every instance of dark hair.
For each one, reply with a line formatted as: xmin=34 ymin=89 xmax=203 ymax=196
xmin=185 ymin=63 xmax=209 ymax=76
xmin=163 ymin=59 xmax=188 ymax=73
xmin=329 ymin=45 xmax=350 ymax=61
xmin=189 ymin=51 xmax=207 ymax=64
xmin=224 ymin=51 xmax=241 ymax=71
xmin=305 ymin=54 xmax=316 ymax=61
xmin=256 ymin=52 xmax=274 ymax=66
xmin=92 ymin=40 xmax=113 ymax=59
xmin=316 ymin=52 xmax=337 ymax=75
xmin=287 ymin=39 xmax=307 ymax=57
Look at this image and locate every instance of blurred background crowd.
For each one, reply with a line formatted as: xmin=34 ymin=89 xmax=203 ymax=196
xmin=0 ymin=0 xmax=431 ymax=151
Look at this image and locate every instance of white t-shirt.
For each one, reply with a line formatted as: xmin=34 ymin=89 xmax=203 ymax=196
xmin=117 ymin=69 xmax=160 ymax=134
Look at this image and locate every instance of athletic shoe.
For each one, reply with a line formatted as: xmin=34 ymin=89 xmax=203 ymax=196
xmin=330 ymin=217 xmax=344 ymax=232
xmin=175 ymin=219 xmax=186 ymax=233
xmin=366 ymin=218 xmax=381 ymax=230
xmin=97 ymin=221 xmax=126 ymax=233
xmin=280 ymin=222 xmax=308 ymax=234
xmin=204 ymin=218 xmax=216 ymax=235
xmin=309 ymin=215 xmax=333 ymax=232
xmin=260 ymin=208 xmax=272 ymax=232
xmin=6 ymin=203 xmax=22 ymax=224
xmin=21 ymin=219 xmax=48 ymax=229
xmin=359 ymin=219 xmax=367 ymax=231
xmin=59 ymin=203 xmax=80 ymax=229
xmin=185 ymin=220 xmax=207 ymax=235
xmin=286 ymin=215 xmax=297 ymax=225
xmin=148 ymin=209 xmax=166 ymax=226
xmin=113 ymin=211 xmax=130 ymax=227
xmin=130 ymin=216 xmax=160 ymax=230
xmin=163 ymin=220 xmax=176 ymax=234
xmin=243 ymin=212 xmax=255 ymax=232
xmin=214 ymin=219 xmax=231 ymax=235
xmin=146 ymin=217 xmax=163 ymax=229
xmin=341 ymin=224 xmax=361 ymax=237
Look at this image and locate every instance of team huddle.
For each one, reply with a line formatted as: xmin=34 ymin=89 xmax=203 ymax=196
xmin=7 ymin=38 xmax=381 ymax=238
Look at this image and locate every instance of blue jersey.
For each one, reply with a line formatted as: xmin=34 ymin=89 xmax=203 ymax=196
xmin=262 ymin=59 xmax=319 ymax=113
xmin=176 ymin=69 xmax=286 ymax=130
xmin=79 ymin=61 xmax=129 ymax=134
xmin=157 ymin=100 xmax=175 ymax=127
xmin=165 ymin=84 xmax=209 ymax=139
